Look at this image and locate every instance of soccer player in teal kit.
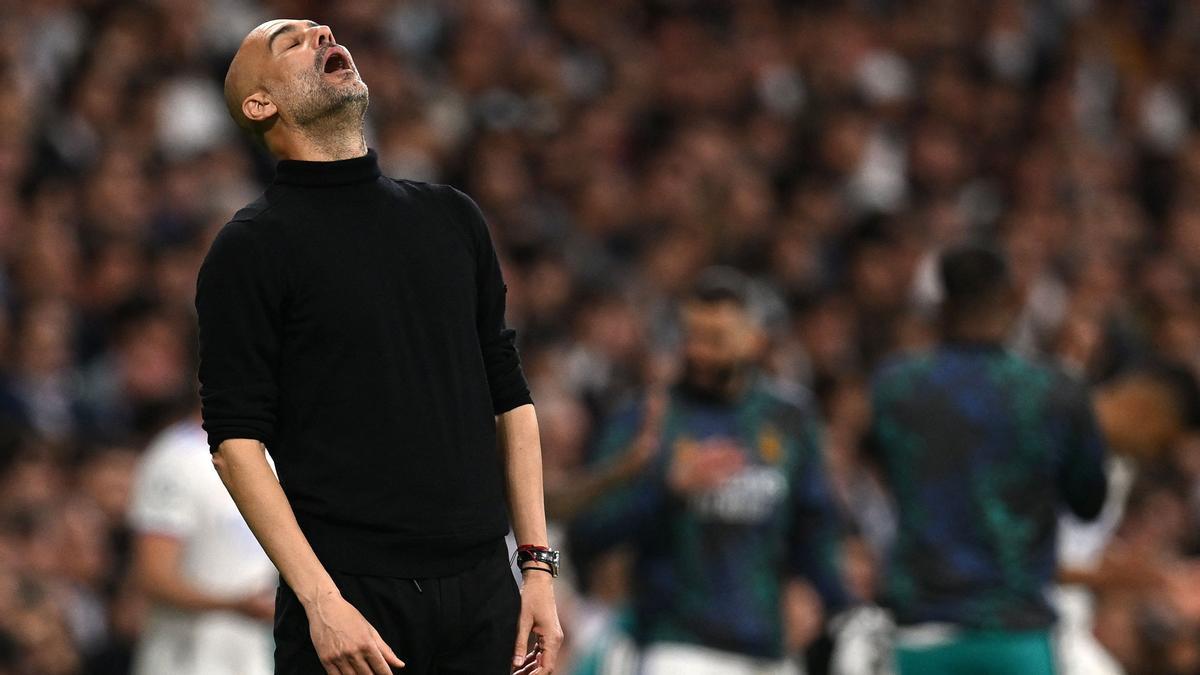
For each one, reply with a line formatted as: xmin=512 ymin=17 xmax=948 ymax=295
xmin=868 ymin=245 xmax=1107 ymax=675
xmin=570 ymin=268 xmax=849 ymax=675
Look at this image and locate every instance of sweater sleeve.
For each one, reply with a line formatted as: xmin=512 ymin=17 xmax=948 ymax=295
xmin=787 ymin=408 xmax=853 ymax=612
xmin=568 ymin=402 xmax=670 ymax=560
xmin=194 ymin=219 xmax=285 ymax=453
xmin=1056 ymin=376 xmax=1109 ymax=521
xmin=445 ymin=187 xmax=533 ymax=415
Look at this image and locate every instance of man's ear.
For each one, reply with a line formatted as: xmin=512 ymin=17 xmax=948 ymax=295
xmin=242 ymin=91 xmax=277 ymax=124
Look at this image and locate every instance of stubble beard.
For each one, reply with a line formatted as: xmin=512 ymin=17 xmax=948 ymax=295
xmin=286 ymin=66 xmax=370 ymax=137
xmin=681 ymin=359 xmax=743 ymax=401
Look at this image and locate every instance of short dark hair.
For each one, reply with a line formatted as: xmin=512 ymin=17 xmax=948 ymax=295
xmin=688 ymin=266 xmax=750 ymax=308
xmin=939 ymin=244 xmax=1011 ymax=309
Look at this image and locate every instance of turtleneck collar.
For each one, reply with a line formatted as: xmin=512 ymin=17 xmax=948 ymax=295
xmin=273 ymin=148 xmax=382 ymax=187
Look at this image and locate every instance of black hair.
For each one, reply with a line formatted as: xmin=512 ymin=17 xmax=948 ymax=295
xmin=688 ymin=266 xmax=750 ymax=308
xmin=0 ymin=627 xmax=16 ymax=668
xmin=939 ymin=244 xmax=1012 ymax=310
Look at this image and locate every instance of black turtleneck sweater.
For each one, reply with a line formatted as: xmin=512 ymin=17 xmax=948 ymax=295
xmin=194 ymin=149 xmax=532 ymax=577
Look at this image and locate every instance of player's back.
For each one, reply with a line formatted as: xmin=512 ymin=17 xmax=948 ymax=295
xmin=868 ymin=342 xmax=1107 ymax=630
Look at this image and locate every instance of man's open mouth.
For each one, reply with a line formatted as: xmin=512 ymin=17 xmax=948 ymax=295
xmin=322 ymin=48 xmax=351 ymax=74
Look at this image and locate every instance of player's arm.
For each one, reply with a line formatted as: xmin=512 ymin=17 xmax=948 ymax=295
xmin=544 ymin=452 xmax=643 ymax=522
xmin=133 ymin=532 xmax=274 ymax=618
xmin=787 ymin=411 xmax=854 ymax=612
xmin=128 ymin=445 xmax=272 ymax=619
xmin=546 ymin=392 xmax=666 ymax=522
xmin=1057 ymin=380 xmax=1109 ymax=521
xmin=566 ymin=401 xmax=675 ymax=565
xmin=196 ymin=222 xmax=401 ymax=675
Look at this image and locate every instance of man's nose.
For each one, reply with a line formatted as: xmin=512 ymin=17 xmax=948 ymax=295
xmin=310 ymin=24 xmax=334 ymax=47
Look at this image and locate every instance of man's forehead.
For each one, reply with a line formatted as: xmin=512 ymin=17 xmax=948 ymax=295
xmin=255 ymin=18 xmax=302 ymax=35
xmin=683 ymin=300 xmax=747 ymax=323
xmin=248 ymin=18 xmax=316 ymax=46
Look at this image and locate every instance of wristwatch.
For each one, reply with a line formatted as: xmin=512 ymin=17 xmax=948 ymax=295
xmin=515 ymin=545 xmax=561 ymax=577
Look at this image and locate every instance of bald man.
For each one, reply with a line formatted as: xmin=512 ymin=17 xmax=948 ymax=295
xmin=195 ymin=19 xmax=562 ymax=675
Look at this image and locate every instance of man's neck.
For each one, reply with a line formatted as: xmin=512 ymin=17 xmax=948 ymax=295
xmin=942 ymin=316 xmax=1011 ymax=346
xmin=680 ymin=368 xmax=752 ymax=405
xmin=272 ymin=118 xmax=367 ymax=162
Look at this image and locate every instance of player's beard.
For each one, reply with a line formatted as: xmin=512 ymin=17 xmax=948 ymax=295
xmin=681 ymin=358 xmax=744 ymax=401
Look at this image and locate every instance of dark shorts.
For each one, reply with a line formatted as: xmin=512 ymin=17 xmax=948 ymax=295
xmin=273 ymin=539 xmax=520 ymax=675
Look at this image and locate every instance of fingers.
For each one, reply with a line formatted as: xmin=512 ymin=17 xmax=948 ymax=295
xmin=323 ymin=640 xmax=398 ymax=675
xmin=512 ymin=650 xmax=540 ymax=675
xmin=626 ymin=391 xmax=668 ymax=469
xmin=372 ymin=629 xmax=405 ymax=669
xmin=343 ymin=651 xmax=377 ymax=675
xmin=361 ymin=644 xmax=396 ymax=674
xmin=512 ymin=608 xmax=534 ymax=669
xmin=537 ymin=625 xmax=565 ymax=673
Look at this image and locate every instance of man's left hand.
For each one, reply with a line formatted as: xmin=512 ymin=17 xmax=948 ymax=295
xmin=512 ymin=572 xmax=563 ymax=673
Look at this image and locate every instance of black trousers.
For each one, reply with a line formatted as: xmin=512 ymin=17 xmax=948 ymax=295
xmin=273 ymin=540 xmax=520 ymax=674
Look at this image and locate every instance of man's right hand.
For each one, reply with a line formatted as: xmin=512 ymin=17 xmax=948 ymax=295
xmin=667 ymin=438 xmax=745 ymax=495
xmin=306 ymin=592 xmax=405 ymax=674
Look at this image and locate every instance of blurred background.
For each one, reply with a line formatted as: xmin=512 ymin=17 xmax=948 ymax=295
xmin=1 ymin=0 xmax=1200 ymax=673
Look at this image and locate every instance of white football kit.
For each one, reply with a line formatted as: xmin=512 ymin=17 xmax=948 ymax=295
xmin=128 ymin=420 xmax=278 ymax=675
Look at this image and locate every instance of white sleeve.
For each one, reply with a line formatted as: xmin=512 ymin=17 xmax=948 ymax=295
xmin=128 ymin=446 xmax=199 ymax=538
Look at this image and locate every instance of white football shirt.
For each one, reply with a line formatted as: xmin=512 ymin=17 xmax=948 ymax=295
xmin=128 ymin=420 xmax=278 ymax=675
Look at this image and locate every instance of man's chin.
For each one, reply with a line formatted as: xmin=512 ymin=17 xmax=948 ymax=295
xmin=323 ymin=74 xmax=367 ymax=94
xmin=681 ymin=372 xmax=734 ymax=400
xmin=338 ymin=81 xmax=369 ymax=103
xmin=320 ymin=81 xmax=369 ymax=110
xmin=291 ymin=88 xmax=369 ymax=128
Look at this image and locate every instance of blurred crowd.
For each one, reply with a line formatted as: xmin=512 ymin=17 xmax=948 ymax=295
xmin=1 ymin=0 xmax=1200 ymax=673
